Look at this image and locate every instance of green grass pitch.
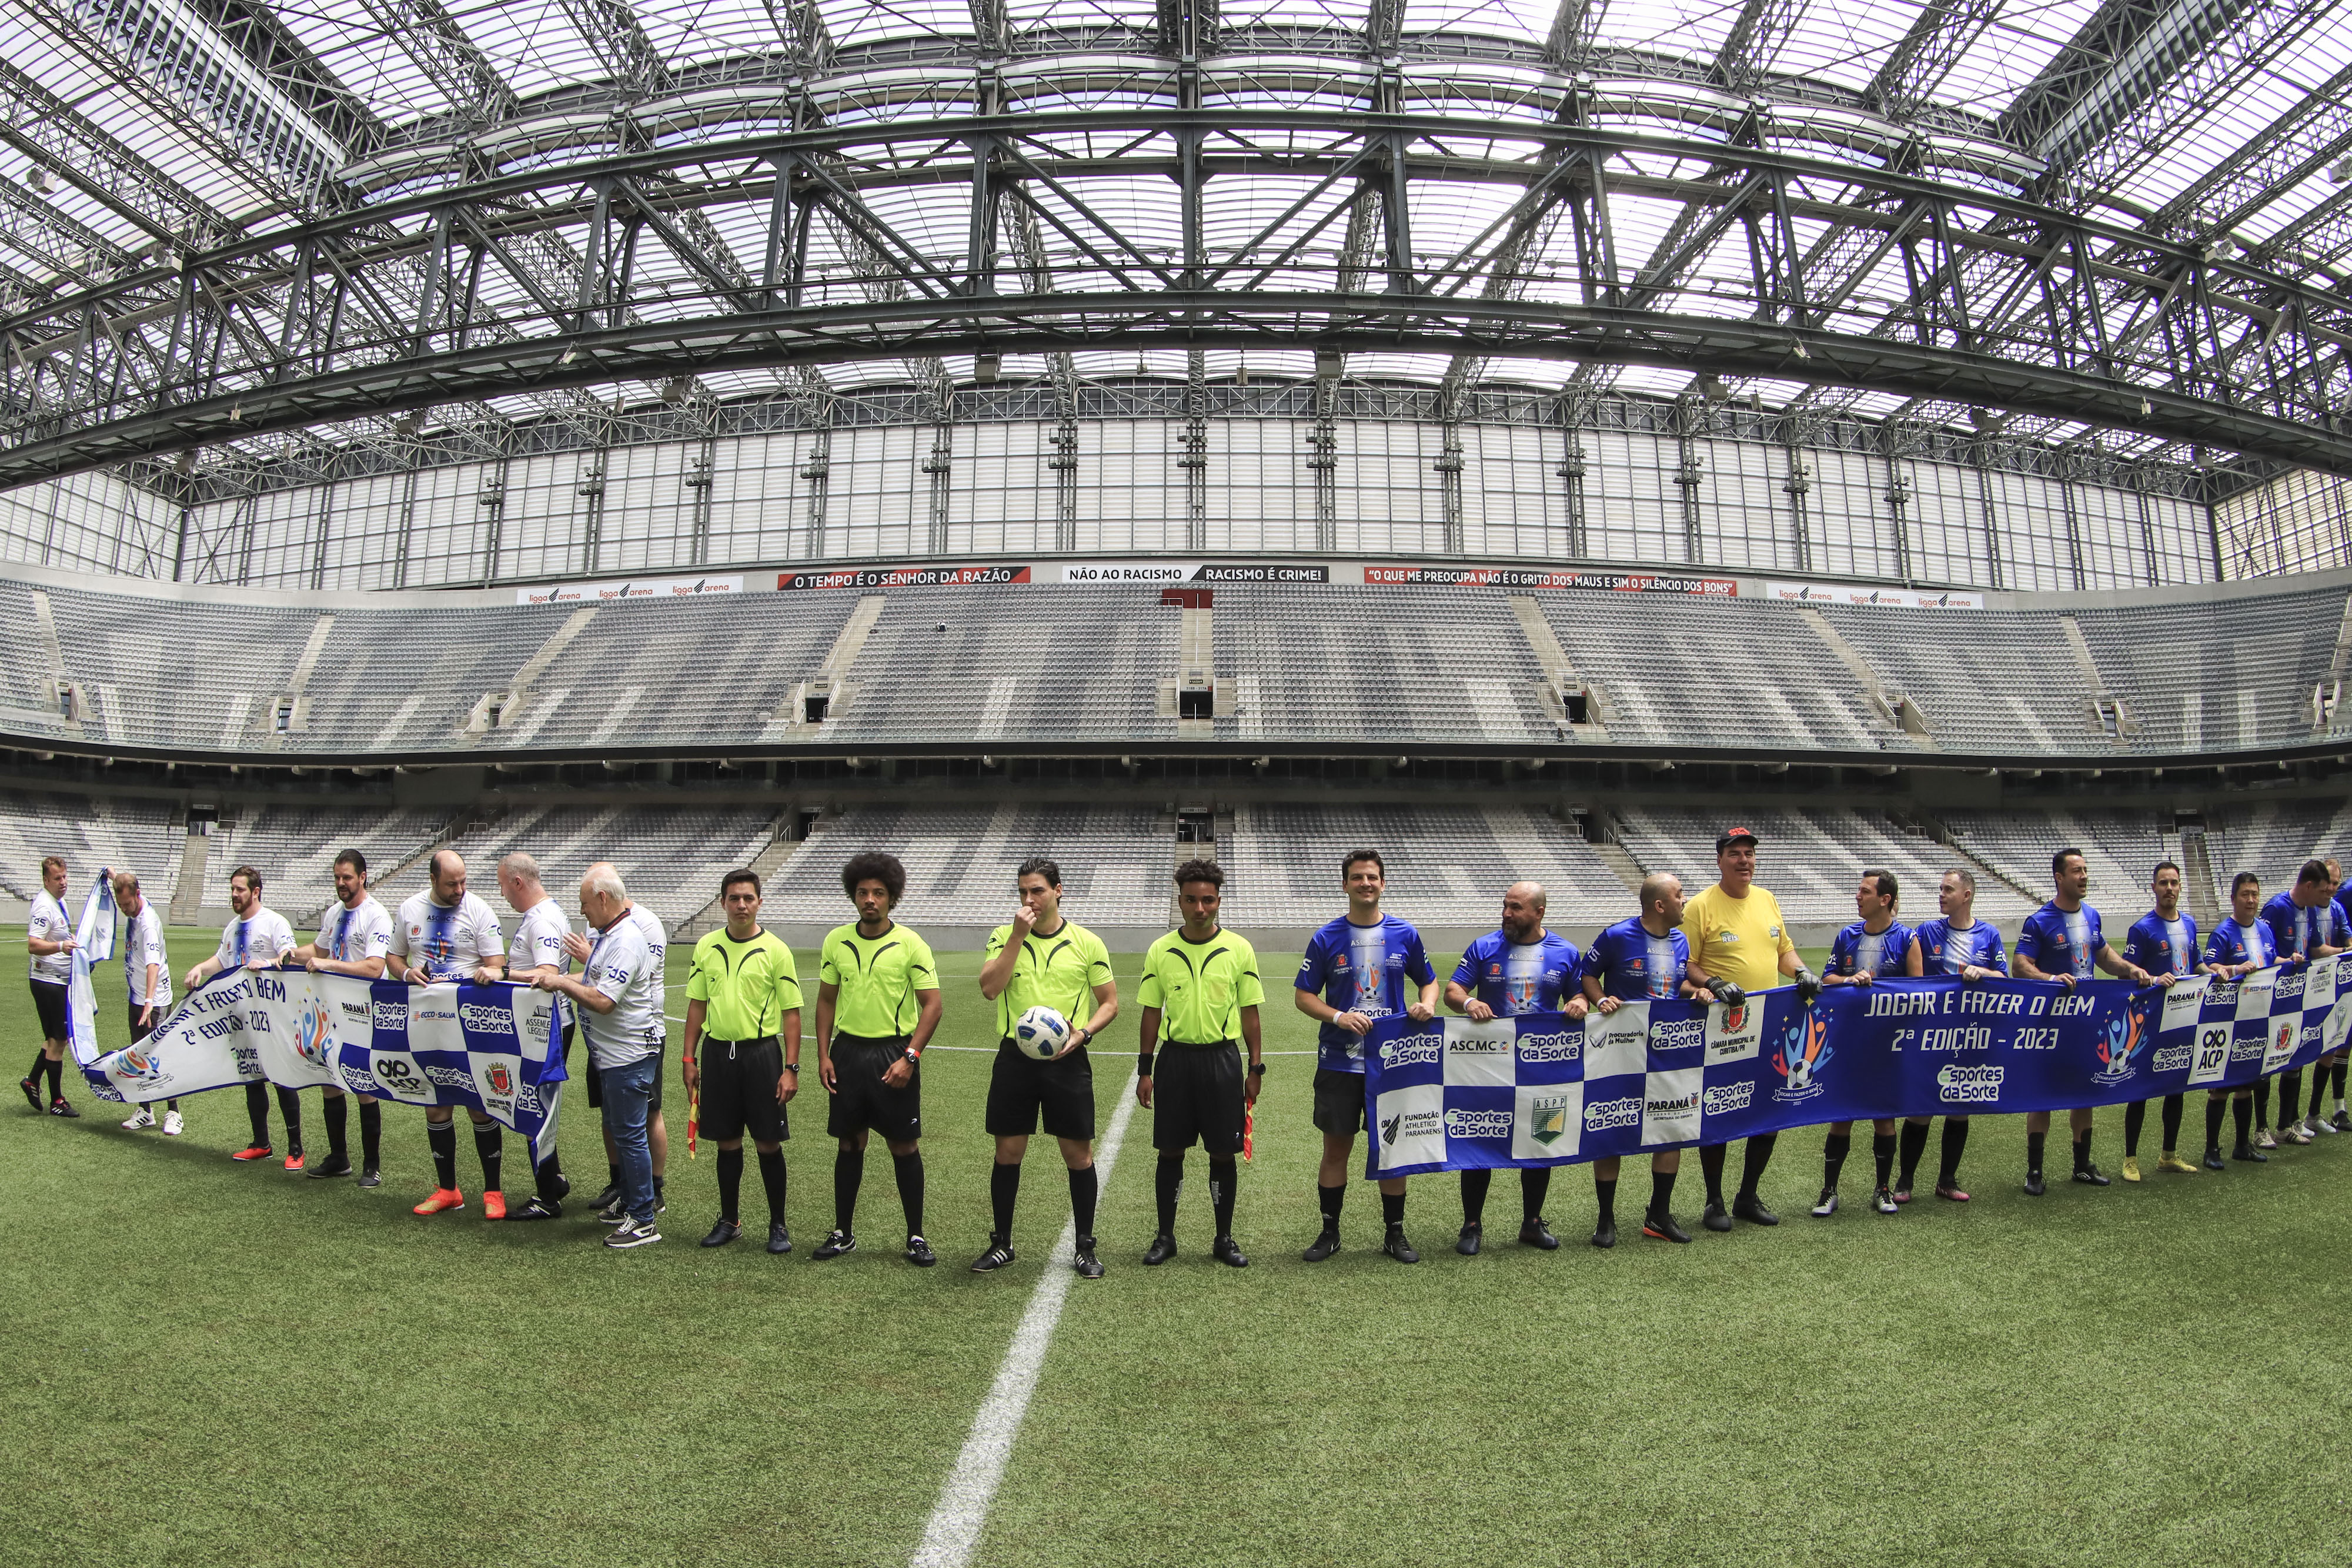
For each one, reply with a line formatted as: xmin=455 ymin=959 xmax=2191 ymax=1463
xmin=5 ymin=929 xmax=2350 ymax=1566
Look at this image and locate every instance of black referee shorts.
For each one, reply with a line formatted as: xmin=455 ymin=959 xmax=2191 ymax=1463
xmin=1312 ymin=1068 xmax=1370 ymax=1136
xmin=827 ymin=1034 xmax=920 ymax=1144
xmin=700 ymin=1036 xmax=789 ymax=1145
xmin=985 ymin=1039 xmax=1096 ymax=1141
xmin=30 ymin=979 xmax=67 ymax=1042
xmin=1152 ymin=1042 xmax=1244 ymax=1155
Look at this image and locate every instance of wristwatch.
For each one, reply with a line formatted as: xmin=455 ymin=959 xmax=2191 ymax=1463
xmin=1248 ymin=1061 xmax=1266 ymax=1076
xmin=903 ymin=1045 xmax=921 ymax=1063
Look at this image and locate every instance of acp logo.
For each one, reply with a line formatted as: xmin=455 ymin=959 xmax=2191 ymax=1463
xmin=374 ymin=1056 xmax=425 ymax=1096
xmin=1379 ymin=1112 xmax=1402 ymax=1146
xmin=292 ymin=1003 xmax=332 ymax=1066
xmin=1770 ymin=1012 xmax=1833 ymax=1102
xmin=2091 ymin=1011 xmax=2144 ymax=1086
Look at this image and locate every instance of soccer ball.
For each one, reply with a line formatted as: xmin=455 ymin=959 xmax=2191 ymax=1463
xmin=1014 ymin=1005 xmax=1073 ymax=1061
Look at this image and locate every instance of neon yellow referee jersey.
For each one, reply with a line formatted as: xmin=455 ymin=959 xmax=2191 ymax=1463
xmin=986 ymin=918 xmax=1113 ymax=1038
xmin=1137 ymin=927 xmax=1263 ymax=1044
xmin=820 ymin=922 xmax=939 ymax=1038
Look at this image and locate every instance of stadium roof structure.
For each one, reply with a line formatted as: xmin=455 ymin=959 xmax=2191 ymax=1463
xmin=3 ymin=0 xmax=2351 ymax=506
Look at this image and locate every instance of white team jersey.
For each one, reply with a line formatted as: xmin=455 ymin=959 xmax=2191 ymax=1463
xmin=28 ymin=890 xmax=71 ymax=983
xmin=509 ymin=897 xmax=574 ymax=1027
xmin=580 ymin=902 xmax=667 ymax=1069
xmin=390 ymin=890 xmax=504 ymax=979
xmin=315 ymin=895 xmax=394 ymax=967
xmin=215 ymin=907 xmax=296 ymax=971
xmin=122 ymin=902 xmax=171 ymax=1008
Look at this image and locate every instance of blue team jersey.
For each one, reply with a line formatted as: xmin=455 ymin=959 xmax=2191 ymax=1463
xmin=2123 ymin=911 xmax=2201 ymax=978
xmin=2205 ymin=918 xmax=2277 ymax=970
xmin=2017 ymin=901 xmax=2106 ymax=979
xmin=1583 ymin=917 xmax=1689 ymax=1002
xmin=2259 ymin=891 xmax=2348 ymax=961
xmin=1829 ymin=920 xmax=1913 ymax=979
xmin=1452 ymin=930 xmax=1583 ymax=1017
xmin=1295 ymin=914 xmax=1434 ymax=1074
xmin=1911 ymin=918 xmax=2006 ymax=976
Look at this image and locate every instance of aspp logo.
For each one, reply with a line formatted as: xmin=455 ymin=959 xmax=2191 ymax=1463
xmin=1770 ymin=1012 xmax=1833 ymax=1102
xmin=2090 ymin=1010 xmax=2144 ymax=1086
xmin=1528 ymin=1093 xmax=1572 ymax=1146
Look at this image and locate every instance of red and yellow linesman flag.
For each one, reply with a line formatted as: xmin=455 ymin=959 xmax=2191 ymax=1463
xmin=686 ymin=1084 xmax=700 ymax=1159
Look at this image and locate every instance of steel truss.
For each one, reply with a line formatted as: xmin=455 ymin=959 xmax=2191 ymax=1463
xmin=4 ymin=109 xmax=2352 ymax=492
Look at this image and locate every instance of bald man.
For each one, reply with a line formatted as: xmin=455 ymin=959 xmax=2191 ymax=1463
xmin=1580 ymin=872 xmax=1699 ymax=1245
xmin=389 ymin=850 xmax=507 ymax=1219
xmin=1445 ymin=882 xmax=1585 ymax=1254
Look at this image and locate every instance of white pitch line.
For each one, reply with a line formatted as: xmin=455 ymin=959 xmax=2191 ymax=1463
xmin=911 ymin=1072 xmax=1141 ymax=1568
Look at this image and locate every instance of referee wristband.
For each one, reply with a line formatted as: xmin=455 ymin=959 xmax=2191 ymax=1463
xmin=1137 ymin=1052 xmax=1155 ymax=1076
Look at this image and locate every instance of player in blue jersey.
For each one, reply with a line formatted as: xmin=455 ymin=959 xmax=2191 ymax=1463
xmin=1581 ymin=872 xmax=1696 ymax=1246
xmin=2203 ymin=872 xmax=2278 ymax=1168
xmin=2012 ymin=848 xmax=2154 ymax=1195
xmin=2119 ymin=860 xmax=2204 ymax=1181
xmin=2260 ymin=859 xmax=2345 ymax=1144
xmin=2321 ymin=858 xmax=2352 ymax=1132
xmin=1446 ymin=882 xmax=1585 ymax=1255
xmin=1812 ymin=870 xmax=1911 ymax=1218
xmin=1295 ymin=850 xmax=1438 ymax=1265
xmin=1900 ymin=868 xmax=2007 ymax=1201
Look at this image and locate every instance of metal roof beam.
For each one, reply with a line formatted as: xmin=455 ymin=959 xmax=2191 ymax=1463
xmin=2149 ymin=56 xmax=2352 ymax=238
xmin=0 ymin=58 xmax=232 ymax=247
xmin=356 ymin=0 xmax=520 ymax=126
xmin=1865 ymin=0 xmax=2002 ymax=121
xmin=557 ymin=0 xmax=674 ymax=98
xmin=1710 ymin=0 xmax=1807 ymax=98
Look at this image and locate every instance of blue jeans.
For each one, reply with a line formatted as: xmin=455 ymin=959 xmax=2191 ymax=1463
xmin=599 ymin=1055 xmax=659 ymax=1223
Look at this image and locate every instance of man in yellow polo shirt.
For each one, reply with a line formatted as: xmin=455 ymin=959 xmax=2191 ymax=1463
xmin=814 ymin=851 xmax=944 ymax=1267
xmin=1682 ymin=825 xmax=1821 ymax=1233
xmin=971 ymin=856 xmax=1120 ymax=1279
xmin=1137 ymin=858 xmax=1264 ymax=1269
xmin=683 ymin=868 xmax=803 ymax=1256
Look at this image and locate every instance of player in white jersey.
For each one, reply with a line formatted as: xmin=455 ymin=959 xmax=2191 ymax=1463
xmin=289 ymin=849 xmax=393 ymax=1184
xmin=530 ymin=864 xmax=668 ymax=1249
xmin=183 ymin=865 xmax=302 ymax=1168
xmin=22 ymin=855 xmax=79 ymax=1118
xmin=387 ymin=851 xmax=507 ymax=1218
xmin=112 ymin=870 xmax=182 ymax=1135
xmin=497 ymin=852 xmax=574 ymax=1221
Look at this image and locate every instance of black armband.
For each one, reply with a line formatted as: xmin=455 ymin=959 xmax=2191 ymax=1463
xmin=1137 ymin=1052 xmax=1155 ymax=1077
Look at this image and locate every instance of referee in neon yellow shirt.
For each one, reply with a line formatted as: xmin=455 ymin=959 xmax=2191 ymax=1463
xmin=1136 ymin=858 xmax=1264 ymax=1269
xmin=971 ymin=857 xmax=1120 ymax=1278
xmin=681 ymin=868 xmax=803 ymax=1255
xmin=813 ymin=851 xmax=944 ymax=1267
xmin=1682 ymin=825 xmax=1820 ymax=1232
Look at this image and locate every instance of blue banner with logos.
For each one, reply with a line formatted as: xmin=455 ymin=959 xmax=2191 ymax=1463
xmin=1363 ymin=961 xmax=2352 ymax=1178
xmin=76 ymin=967 xmax=569 ymax=1162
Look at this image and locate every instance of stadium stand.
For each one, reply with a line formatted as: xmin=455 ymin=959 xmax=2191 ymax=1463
xmin=0 ymin=790 xmax=183 ymax=908
xmin=205 ymin=807 xmax=446 ymax=924
xmin=2206 ymin=800 xmax=2352 ymax=896
xmin=1938 ymin=809 xmax=2173 ymax=912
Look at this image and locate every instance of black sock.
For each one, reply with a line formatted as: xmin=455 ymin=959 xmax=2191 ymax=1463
xmin=717 ymin=1146 xmax=744 ymax=1223
xmin=1870 ymin=1131 xmax=1896 ymax=1188
xmin=1700 ymin=1144 xmax=1728 ymax=1206
xmin=2072 ymin=1128 xmax=2092 ymax=1174
xmin=759 ymin=1148 xmax=788 ymax=1226
xmin=2281 ymin=1071 xmax=2303 ymax=1126
xmin=246 ymin=1080 xmax=272 ymax=1148
xmin=276 ymin=1086 xmax=303 ymax=1155
xmin=990 ymin=1161 xmax=1020 ymax=1240
xmin=1649 ymin=1168 xmax=1676 ymax=1217
xmin=1381 ymin=1188 xmax=1405 ymax=1228
xmin=2026 ymin=1129 xmax=2046 ymax=1176
xmin=24 ymin=1051 xmax=43 ymax=1087
xmin=1068 ymin=1164 xmax=1097 ymax=1239
xmin=1738 ymin=1133 xmax=1775 ymax=1198
xmin=2207 ymin=1096 xmax=2227 ymax=1152
xmin=2123 ymin=1099 xmax=2147 ymax=1155
xmin=893 ymin=1149 xmax=925 ymax=1237
xmin=1318 ymin=1182 xmax=1344 ymax=1229
xmin=359 ymin=1100 xmax=382 ymax=1169
xmin=2254 ymin=1079 xmax=2271 ymax=1131
xmin=428 ymin=1121 xmax=457 ymax=1189
xmin=2331 ymin=1060 xmax=2347 ymax=1106
xmin=1460 ymin=1167 xmax=1491 ymax=1224
xmin=2161 ymin=1094 xmax=2184 ymax=1152
xmin=1937 ymin=1118 xmax=1969 ymax=1187
xmin=607 ymin=1161 xmax=621 ymax=1191
xmin=536 ymin=1152 xmax=565 ymax=1202
xmin=324 ymin=1096 xmax=348 ymax=1159
xmin=1595 ymin=1176 xmax=1617 ymax=1225
xmin=833 ymin=1146 xmax=863 ymax=1232
xmin=43 ymin=1056 xmax=62 ymax=1100
xmin=473 ymin=1124 xmax=502 ymax=1192
xmin=1822 ymin=1131 xmax=1852 ymax=1189
xmin=1521 ymin=1166 xmax=1551 ymax=1223
xmin=2233 ymin=1095 xmax=2253 ymax=1145
xmin=1155 ymin=1154 xmax=1182 ymax=1234
xmin=1208 ymin=1157 xmax=1238 ymax=1238
xmin=655 ymin=1175 xmax=666 ymax=1199
xmin=1897 ymin=1121 xmax=1930 ymax=1187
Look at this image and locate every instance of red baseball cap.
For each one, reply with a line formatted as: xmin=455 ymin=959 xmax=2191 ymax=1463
xmin=1715 ymin=825 xmax=1759 ymax=853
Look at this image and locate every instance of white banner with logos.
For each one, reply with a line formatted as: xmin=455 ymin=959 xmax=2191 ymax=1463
xmin=515 ymin=574 xmax=743 ymax=606
xmin=1759 ymin=581 xmax=1985 ymax=609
